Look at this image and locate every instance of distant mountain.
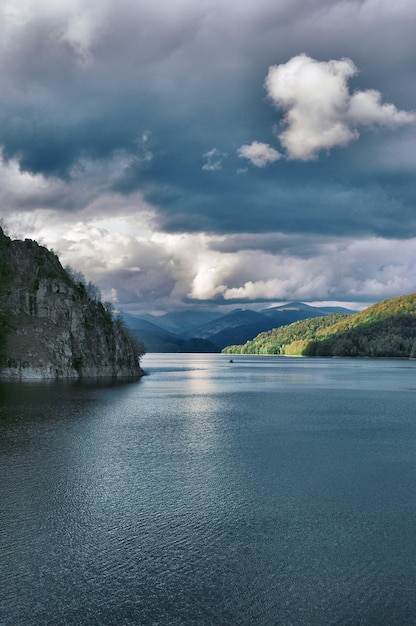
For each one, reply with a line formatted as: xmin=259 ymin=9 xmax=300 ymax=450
xmin=179 ymin=303 xmax=356 ymax=350
xmin=138 ymin=310 xmax=221 ymax=334
xmin=222 ymin=293 xmax=416 ymax=358
xmin=122 ymin=313 xmax=218 ymax=353
xmin=315 ymin=306 xmax=357 ymax=315
xmin=123 ymin=302 xmax=356 ymax=352
xmin=179 ymin=309 xmax=273 ymax=350
xmin=261 ymin=302 xmax=354 ymax=317
xmin=182 ymin=308 xmax=266 ymax=338
xmin=260 ymin=302 xmax=329 ymax=326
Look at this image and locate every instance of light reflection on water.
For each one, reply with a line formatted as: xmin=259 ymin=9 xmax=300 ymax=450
xmin=1 ymin=354 xmax=416 ymax=625
xmin=143 ymin=352 xmax=416 ymax=393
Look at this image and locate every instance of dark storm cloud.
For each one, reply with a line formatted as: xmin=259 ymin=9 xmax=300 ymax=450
xmin=1 ymin=0 xmax=416 ymax=310
xmin=2 ymin=1 xmax=415 ymax=215
xmin=124 ymin=149 xmax=416 ymax=239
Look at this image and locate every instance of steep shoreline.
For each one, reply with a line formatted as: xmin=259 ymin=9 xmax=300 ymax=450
xmin=0 ymin=228 xmax=144 ymax=380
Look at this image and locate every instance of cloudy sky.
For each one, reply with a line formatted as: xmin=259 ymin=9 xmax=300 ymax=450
xmin=1 ymin=0 xmax=416 ymax=314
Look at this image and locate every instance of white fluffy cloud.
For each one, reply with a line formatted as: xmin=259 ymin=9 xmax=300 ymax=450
xmin=237 ymin=141 xmax=282 ymax=167
xmin=194 ymin=236 xmax=416 ymax=304
xmin=4 ymin=190 xmax=416 ymax=312
xmin=265 ymin=54 xmax=416 ymax=160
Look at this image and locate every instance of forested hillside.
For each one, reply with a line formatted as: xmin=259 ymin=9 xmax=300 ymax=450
xmin=222 ymin=293 xmax=416 ymax=358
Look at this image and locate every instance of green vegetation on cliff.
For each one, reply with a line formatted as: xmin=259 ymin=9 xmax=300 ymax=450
xmin=222 ymin=293 xmax=416 ymax=358
xmin=0 ymin=227 xmax=145 ymax=379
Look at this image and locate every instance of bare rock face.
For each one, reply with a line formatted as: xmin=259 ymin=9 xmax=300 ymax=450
xmin=0 ymin=228 xmax=144 ymax=380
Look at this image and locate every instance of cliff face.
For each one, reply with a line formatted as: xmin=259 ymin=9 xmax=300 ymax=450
xmin=0 ymin=228 xmax=144 ymax=380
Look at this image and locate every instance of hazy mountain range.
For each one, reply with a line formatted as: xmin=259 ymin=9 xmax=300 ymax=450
xmin=123 ymin=302 xmax=356 ymax=352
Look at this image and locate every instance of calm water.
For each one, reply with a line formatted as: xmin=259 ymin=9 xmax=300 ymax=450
xmin=1 ymin=354 xmax=416 ymax=625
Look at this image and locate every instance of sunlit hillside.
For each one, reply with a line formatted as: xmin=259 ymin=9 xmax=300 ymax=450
xmin=222 ymin=293 xmax=416 ymax=358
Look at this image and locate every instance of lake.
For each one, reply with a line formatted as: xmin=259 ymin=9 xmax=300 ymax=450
xmin=1 ymin=354 xmax=416 ymax=625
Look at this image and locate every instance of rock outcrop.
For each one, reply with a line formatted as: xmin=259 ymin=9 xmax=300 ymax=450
xmin=0 ymin=227 xmax=144 ymax=380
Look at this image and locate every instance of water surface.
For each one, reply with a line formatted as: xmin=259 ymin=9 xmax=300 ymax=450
xmin=1 ymin=354 xmax=416 ymax=624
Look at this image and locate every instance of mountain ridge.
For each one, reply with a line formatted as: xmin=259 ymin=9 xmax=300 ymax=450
xmin=123 ymin=302 xmax=357 ymax=351
xmin=122 ymin=313 xmax=218 ymax=353
xmin=222 ymin=293 xmax=416 ymax=358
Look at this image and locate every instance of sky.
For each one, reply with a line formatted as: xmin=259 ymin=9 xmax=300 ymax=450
xmin=1 ymin=0 xmax=416 ymax=315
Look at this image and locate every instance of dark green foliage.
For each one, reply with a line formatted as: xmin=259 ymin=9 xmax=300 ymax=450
xmin=305 ymin=315 xmax=416 ymax=358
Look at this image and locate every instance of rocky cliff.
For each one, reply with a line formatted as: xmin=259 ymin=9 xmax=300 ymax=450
xmin=0 ymin=227 xmax=144 ymax=380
